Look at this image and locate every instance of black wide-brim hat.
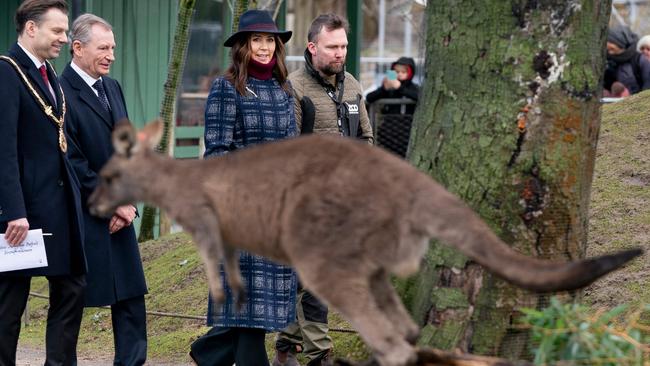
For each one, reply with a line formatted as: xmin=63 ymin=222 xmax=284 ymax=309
xmin=223 ymin=9 xmax=292 ymax=47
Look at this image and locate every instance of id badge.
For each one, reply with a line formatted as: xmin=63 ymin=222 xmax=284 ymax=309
xmin=343 ymin=101 xmax=360 ymax=138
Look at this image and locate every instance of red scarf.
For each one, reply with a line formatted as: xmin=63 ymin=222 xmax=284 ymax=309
xmin=248 ymin=56 xmax=277 ymax=80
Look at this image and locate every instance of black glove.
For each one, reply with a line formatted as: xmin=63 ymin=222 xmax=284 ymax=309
xmin=300 ymin=96 xmax=315 ymax=135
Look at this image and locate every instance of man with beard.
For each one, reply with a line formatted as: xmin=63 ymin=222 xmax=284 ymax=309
xmin=0 ymin=1 xmax=87 ymax=365
xmin=273 ymin=13 xmax=373 ymax=366
xmin=288 ymin=13 xmax=373 ymax=142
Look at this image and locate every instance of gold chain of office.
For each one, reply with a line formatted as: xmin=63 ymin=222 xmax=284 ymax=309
xmin=0 ymin=56 xmax=67 ymax=153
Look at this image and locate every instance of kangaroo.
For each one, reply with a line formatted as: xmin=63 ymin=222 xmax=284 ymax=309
xmin=88 ymin=120 xmax=641 ymax=366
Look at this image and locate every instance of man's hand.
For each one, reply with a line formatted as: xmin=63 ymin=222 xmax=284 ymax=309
xmin=109 ymin=205 xmax=137 ymax=234
xmin=115 ymin=205 xmax=137 ymax=223
xmin=4 ymin=218 xmax=29 ymax=246
xmin=109 ymin=215 xmax=128 ymax=234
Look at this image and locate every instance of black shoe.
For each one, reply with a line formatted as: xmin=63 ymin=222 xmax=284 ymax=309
xmin=273 ymin=349 xmax=301 ymax=366
xmin=189 ymin=351 xmax=198 ymax=365
xmin=307 ymin=349 xmax=332 ymax=366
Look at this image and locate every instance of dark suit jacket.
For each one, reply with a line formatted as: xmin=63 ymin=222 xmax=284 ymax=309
xmin=61 ymin=64 xmax=147 ymax=307
xmin=0 ymin=43 xmax=86 ymax=276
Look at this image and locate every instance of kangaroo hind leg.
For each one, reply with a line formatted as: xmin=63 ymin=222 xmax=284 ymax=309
xmin=369 ymin=270 xmax=420 ymax=345
xmin=183 ymin=208 xmax=234 ymax=304
xmin=222 ymin=244 xmax=246 ymax=308
xmin=298 ymin=266 xmax=417 ymax=366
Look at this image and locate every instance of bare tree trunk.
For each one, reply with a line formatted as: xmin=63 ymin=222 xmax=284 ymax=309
xmin=138 ymin=0 xmax=196 ymax=242
xmin=232 ymin=0 xmax=249 ymax=32
xmin=401 ymin=0 xmax=611 ymax=358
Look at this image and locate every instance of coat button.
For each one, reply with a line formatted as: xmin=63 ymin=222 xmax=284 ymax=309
xmin=57 ymin=179 xmax=64 ymax=187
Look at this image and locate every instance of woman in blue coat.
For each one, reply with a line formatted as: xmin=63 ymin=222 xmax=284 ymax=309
xmin=189 ymin=10 xmax=298 ymax=366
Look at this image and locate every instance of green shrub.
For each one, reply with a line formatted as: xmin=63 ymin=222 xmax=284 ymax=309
xmin=520 ymin=297 xmax=650 ymax=365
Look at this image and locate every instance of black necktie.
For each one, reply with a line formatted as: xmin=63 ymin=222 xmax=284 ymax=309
xmin=92 ymin=79 xmax=111 ymax=112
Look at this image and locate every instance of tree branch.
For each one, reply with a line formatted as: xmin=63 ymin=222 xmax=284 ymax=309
xmin=333 ymin=347 xmax=534 ymax=366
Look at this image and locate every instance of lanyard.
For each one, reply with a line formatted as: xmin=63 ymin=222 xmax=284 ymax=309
xmin=322 ymin=77 xmax=346 ymax=136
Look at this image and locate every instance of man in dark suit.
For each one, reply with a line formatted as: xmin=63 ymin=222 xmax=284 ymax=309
xmin=60 ymin=13 xmax=148 ymax=366
xmin=0 ymin=1 xmax=87 ymax=365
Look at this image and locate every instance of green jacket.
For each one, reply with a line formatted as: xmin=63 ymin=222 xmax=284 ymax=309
xmin=289 ymin=60 xmax=374 ymax=143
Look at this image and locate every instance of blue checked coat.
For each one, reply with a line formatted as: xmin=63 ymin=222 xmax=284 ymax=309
xmin=204 ymin=75 xmax=297 ymax=331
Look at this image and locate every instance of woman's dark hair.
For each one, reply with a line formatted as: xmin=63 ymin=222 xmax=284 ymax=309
xmin=224 ymin=33 xmax=290 ymax=96
xmin=15 ymin=0 xmax=68 ymax=34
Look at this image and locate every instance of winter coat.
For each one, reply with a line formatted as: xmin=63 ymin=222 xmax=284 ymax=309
xmin=605 ymin=26 xmax=650 ymax=94
xmin=289 ymin=50 xmax=374 ymax=143
xmin=203 ymin=75 xmax=298 ymax=331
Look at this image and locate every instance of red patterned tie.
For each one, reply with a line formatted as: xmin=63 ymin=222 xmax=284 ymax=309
xmin=39 ymin=65 xmax=57 ymax=104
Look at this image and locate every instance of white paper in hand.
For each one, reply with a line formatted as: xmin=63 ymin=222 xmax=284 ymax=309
xmin=0 ymin=229 xmax=48 ymax=272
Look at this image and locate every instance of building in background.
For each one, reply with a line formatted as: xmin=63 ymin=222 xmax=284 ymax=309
xmin=0 ymin=0 xmax=176 ymax=130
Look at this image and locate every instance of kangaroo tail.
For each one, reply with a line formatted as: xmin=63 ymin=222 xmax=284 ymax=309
xmin=423 ymin=189 xmax=643 ymax=292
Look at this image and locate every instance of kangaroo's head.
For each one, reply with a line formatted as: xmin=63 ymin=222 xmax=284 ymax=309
xmin=88 ymin=119 xmax=164 ymax=218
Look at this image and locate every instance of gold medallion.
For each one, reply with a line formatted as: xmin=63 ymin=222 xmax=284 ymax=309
xmin=0 ymin=56 xmax=67 ymax=153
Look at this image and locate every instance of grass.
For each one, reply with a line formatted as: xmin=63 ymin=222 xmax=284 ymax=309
xmin=17 ymin=232 xmax=368 ymax=363
xmin=584 ymin=90 xmax=650 ymax=309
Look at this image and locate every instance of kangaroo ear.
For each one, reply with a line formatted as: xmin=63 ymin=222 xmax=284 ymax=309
xmin=112 ymin=119 xmax=138 ymax=157
xmin=137 ymin=119 xmax=164 ymax=150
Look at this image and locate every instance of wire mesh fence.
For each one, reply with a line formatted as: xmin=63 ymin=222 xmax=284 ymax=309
xmin=23 ymin=291 xmax=357 ymax=333
xmin=368 ymin=98 xmax=417 ymax=158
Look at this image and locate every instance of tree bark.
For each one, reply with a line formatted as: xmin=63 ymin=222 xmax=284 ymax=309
xmin=401 ymin=0 xmax=611 ymax=358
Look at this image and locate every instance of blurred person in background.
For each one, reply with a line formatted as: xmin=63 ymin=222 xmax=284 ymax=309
xmin=366 ymin=56 xmax=419 ymax=115
xmin=365 ymin=57 xmax=419 ymax=157
xmin=637 ymin=34 xmax=650 ymax=61
xmin=603 ymin=81 xmax=630 ymax=98
xmin=605 ymin=25 xmax=650 ymax=95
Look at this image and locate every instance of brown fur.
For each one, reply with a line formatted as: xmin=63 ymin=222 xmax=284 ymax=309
xmin=88 ymin=120 xmax=641 ymax=366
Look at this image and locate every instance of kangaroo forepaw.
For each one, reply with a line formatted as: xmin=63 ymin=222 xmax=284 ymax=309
xmin=405 ymin=327 xmax=420 ymax=345
xmin=234 ymin=288 xmax=247 ymax=310
xmin=210 ymin=289 xmax=225 ymax=304
xmin=376 ymin=343 xmax=416 ymax=366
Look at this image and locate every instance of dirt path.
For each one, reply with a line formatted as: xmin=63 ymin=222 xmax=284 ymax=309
xmin=16 ymin=345 xmax=194 ymax=366
xmin=16 ymin=346 xmax=111 ymax=366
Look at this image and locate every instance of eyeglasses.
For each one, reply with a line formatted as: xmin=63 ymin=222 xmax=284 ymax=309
xmin=641 ymin=46 xmax=650 ymax=52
